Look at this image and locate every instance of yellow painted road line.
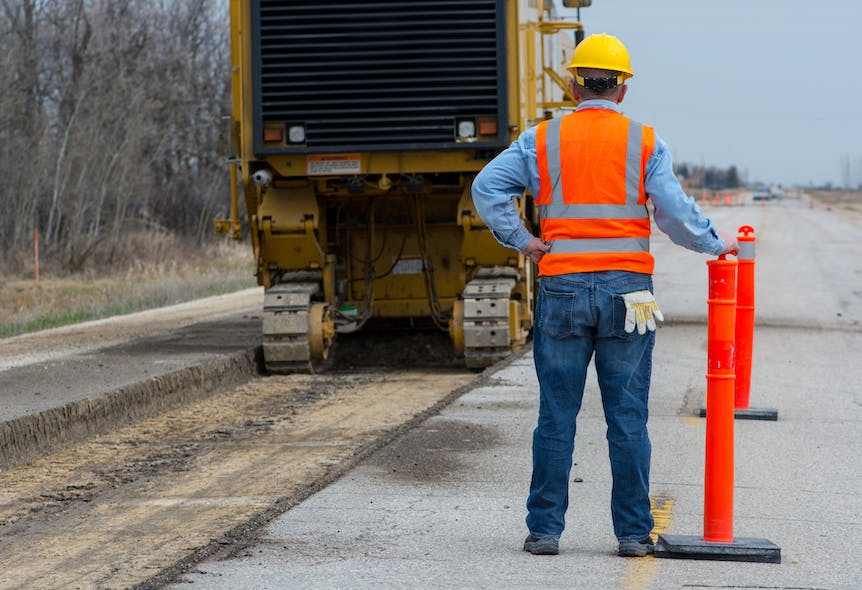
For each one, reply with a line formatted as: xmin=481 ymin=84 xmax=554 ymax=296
xmin=684 ymin=415 xmax=703 ymax=428
xmin=620 ymin=493 xmax=675 ymax=590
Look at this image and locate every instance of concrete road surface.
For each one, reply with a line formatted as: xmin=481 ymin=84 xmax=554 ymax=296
xmin=169 ymin=195 xmax=861 ymax=590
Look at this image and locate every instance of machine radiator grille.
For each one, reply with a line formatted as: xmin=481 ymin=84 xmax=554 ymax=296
xmin=252 ymin=0 xmax=507 ymax=154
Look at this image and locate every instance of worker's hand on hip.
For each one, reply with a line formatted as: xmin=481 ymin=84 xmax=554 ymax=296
xmin=717 ymin=230 xmax=740 ymax=255
xmin=622 ymin=290 xmax=664 ymax=334
xmin=523 ymin=237 xmax=551 ymax=263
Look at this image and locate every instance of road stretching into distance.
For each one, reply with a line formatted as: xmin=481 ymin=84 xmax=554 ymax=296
xmin=0 ymin=191 xmax=859 ymax=589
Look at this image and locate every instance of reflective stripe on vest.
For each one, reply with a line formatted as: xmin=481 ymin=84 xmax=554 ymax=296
xmin=535 ymin=110 xmax=655 ymax=274
xmin=549 ymin=237 xmax=650 ymax=255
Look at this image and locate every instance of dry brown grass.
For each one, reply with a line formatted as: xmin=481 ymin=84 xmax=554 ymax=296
xmin=807 ymin=190 xmax=862 ymax=203
xmin=0 ymin=233 xmax=256 ymax=338
xmin=805 ymin=190 xmax=862 ymax=223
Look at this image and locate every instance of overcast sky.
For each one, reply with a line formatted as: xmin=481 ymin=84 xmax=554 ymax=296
xmin=557 ymin=0 xmax=861 ymax=187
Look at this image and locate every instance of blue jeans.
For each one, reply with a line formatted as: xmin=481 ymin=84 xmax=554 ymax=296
xmin=527 ymin=271 xmax=655 ymax=542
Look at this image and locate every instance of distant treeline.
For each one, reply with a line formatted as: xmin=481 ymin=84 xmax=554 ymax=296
xmin=674 ymin=163 xmax=741 ymax=190
xmin=0 ymin=0 xmax=230 ymax=273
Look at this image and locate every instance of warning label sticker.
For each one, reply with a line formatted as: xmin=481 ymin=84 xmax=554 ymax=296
xmin=307 ymin=154 xmax=361 ymax=176
xmin=392 ymin=256 xmax=424 ymax=275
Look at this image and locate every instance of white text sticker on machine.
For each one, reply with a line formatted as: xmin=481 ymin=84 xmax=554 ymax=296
xmin=392 ymin=256 xmax=424 ymax=275
xmin=307 ymin=154 xmax=361 ymax=176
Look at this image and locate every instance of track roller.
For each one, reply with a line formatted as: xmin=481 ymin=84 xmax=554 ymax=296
xmin=454 ymin=267 xmax=523 ymax=369
xmin=262 ymin=282 xmax=334 ymax=373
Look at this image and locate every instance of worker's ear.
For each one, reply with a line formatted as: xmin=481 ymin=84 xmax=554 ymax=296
xmin=569 ymin=80 xmax=582 ymax=102
xmin=616 ymin=84 xmax=628 ymax=104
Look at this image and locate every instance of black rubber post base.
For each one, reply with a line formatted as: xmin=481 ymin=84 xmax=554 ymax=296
xmin=697 ymin=406 xmax=779 ymax=421
xmin=655 ymin=533 xmax=781 ymax=563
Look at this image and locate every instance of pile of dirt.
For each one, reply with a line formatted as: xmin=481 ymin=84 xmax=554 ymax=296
xmin=330 ymin=329 xmax=464 ymax=370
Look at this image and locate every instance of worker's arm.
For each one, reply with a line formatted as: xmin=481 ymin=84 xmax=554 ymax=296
xmin=471 ymin=129 xmax=540 ymax=253
xmin=645 ymin=137 xmax=736 ymax=255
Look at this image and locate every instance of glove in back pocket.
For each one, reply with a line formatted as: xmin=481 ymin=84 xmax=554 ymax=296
xmin=607 ymin=293 xmax=636 ymax=340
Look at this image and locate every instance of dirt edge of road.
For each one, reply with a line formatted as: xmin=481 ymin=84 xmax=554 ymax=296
xmin=0 ymin=347 xmax=261 ymax=467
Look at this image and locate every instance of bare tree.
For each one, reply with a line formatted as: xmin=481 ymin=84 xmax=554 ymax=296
xmin=0 ymin=0 xmax=231 ymax=274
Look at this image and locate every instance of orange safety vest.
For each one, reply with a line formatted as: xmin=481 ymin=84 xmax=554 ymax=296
xmin=535 ymin=108 xmax=656 ymax=276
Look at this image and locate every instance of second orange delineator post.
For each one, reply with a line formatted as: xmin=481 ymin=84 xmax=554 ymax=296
xmin=704 ymin=254 xmax=737 ymax=543
xmin=733 ymin=225 xmax=779 ymax=421
xmin=734 ymin=226 xmax=755 ymax=411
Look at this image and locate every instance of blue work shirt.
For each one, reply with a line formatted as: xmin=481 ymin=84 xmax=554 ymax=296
xmin=471 ymin=99 xmax=726 ymax=257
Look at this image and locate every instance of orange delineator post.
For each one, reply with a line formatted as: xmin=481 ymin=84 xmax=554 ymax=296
xmin=703 ymin=254 xmax=737 ymax=543
xmin=732 ymin=226 xmax=778 ymax=421
xmin=734 ymin=226 xmax=756 ymax=410
xmin=654 ymin=252 xmax=780 ymax=563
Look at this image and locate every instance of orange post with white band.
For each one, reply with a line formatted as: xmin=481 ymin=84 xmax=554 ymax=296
xmin=703 ymin=255 xmax=737 ymax=542
xmin=734 ymin=226 xmax=756 ymax=411
xmin=654 ymin=253 xmax=780 ymax=563
xmin=733 ymin=225 xmax=778 ymax=420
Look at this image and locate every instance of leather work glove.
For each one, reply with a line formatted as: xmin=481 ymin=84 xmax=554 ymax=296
xmin=622 ymin=290 xmax=664 ymax=335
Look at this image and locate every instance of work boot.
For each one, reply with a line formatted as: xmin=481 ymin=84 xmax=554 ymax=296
xmin=523 ymin=535 xmax=559 ymax=555
xmin=617 ymin=537 xmax=655 ymax=557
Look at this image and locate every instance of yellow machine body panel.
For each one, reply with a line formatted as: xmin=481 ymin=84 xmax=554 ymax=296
xmin=219 ymin=0 xmax=588 ymax=370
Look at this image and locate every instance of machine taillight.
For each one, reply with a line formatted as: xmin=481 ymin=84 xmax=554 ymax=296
xmin=263 ymin=125 xmax=284 ymax=142
xmin=478 ymin=118 xmax=497 ymax=136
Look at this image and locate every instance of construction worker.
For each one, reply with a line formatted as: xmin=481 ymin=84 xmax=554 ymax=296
xmin=471 ymin=33 xmax=738 ymax=557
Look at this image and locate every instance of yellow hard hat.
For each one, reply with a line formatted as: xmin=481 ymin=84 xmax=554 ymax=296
xmin=567 ymin=33 xmax=633 ymax=87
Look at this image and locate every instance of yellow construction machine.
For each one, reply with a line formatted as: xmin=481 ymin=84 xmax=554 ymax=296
xmin=216 ymin=0 xmax=592 ymax=372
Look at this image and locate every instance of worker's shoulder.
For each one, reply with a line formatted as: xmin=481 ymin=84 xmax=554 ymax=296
xmin=514 ymin=125 xmax=539 ymax=149
xmin=619 ymin=112 xmax=654 ymax=131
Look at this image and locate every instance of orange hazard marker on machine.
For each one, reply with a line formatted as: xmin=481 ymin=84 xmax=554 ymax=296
xmin=655 ymin=255 xmax=781 ymax=563
xmin=734 ymin=226 xmax=778 ymax=420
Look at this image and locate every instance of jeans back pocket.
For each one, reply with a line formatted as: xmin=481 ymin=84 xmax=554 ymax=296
xmin=537 ymin=282 xmax=587 ymax=339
